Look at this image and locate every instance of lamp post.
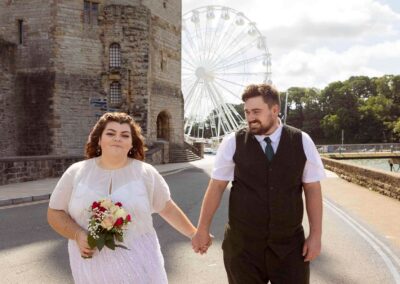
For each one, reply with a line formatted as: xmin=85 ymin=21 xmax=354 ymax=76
xmin=340 ymin=129 xmax=344 ymax=154
xmin=284 ymin=91 xmax=289 ymax=125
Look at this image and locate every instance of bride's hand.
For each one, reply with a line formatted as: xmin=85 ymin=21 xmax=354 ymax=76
xmin=192 ymin=230 xmax=213 ymax=255
xmin=75 ymin=230 xmax=95 ymax=258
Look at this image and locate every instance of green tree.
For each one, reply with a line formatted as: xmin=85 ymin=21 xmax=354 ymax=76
xmin=372 ymin=75 xmax=400 ymax=142
xmin=283 ymin=87 xmax=325 ymax=143
xmin=301 ymin=88 xmax=325 ymax=143
xmin=393 ymin=118 xmax=400 ymax=142
xmin=320 ymin=80 xmax=361 ymax=143
xmin=358 ymin=94 xmax=392 ymax=142
xmin=284 ymin=87 xmax=306 ymax=129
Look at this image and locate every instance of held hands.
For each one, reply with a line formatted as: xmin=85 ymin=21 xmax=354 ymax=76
xmin=302 ymin=233 xmax=321 ymax=262
xmin=75 ymin=229 xmax=95 ymax=258
xmin=191 ymin=229 xmax=214 ymax=255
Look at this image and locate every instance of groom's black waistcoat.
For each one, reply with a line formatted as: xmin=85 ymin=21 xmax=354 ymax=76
xmin=224 ymin=125 xmax=307 ymax=259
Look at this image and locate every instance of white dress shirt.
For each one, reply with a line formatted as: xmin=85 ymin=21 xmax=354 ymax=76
xmin=211 ymin=123 xmax=326 ymax=183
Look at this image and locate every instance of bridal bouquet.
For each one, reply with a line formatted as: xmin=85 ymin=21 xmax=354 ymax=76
xmin=87 ymin=198 xmax=131 ymax=253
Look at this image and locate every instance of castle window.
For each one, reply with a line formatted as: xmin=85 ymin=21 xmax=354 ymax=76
xmin=163 ymin=1 xmax=167 ymax=8
xmin=160 ymin=50 xmax=167 ymax=71
xmin=91 ymin=3 xmax=99 ymax=25
xmin=109 ymin=43 xmax=121 ymax=68
xmin=84 ymin=1 xmax=99 ymax=25
xmin=110 ymin=82 xmax=122 ymax=104
xmin=84 ymin=1 xmax=90 ymax=24
xmin=17 ymin=19 xmax=23 ymax=44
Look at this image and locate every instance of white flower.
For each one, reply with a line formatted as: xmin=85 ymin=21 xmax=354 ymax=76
xmin=100 ymin=216 xmax=114 ymax=230
xmin=114 ymin=208 xmax=128 ymax=219
xmin=100 ymin=199 xmax=113 ymax=209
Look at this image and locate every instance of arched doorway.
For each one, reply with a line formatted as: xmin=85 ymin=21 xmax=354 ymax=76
xmin=157 ymin=111 xmax=171 ymax=141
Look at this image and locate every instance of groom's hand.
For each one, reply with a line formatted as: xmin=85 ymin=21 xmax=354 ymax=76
xmin=192 ymin=229 xmax=212 ymax=255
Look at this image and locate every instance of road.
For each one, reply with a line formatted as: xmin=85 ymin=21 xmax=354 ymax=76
xmin=0 ymin=156 xmax=399 ymax=283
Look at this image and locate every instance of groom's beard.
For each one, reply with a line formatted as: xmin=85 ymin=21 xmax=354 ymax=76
xmin=248 ymin=119 xmax=274 ymax=135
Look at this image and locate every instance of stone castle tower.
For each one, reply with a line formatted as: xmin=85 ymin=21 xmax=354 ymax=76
xmin=0 ymin=0 xmax=183 ymax=162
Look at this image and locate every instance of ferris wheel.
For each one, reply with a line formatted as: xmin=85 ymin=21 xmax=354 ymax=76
xmin=182 ymin=5 xmax=272 ymax=141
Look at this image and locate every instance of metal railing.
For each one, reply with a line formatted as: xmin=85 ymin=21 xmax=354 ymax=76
xmin=316 ymin=143 xmax=400 ymax=154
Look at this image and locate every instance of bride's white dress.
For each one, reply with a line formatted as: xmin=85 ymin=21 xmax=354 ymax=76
xmin=49 ymin=158 xmax=171 ymax=284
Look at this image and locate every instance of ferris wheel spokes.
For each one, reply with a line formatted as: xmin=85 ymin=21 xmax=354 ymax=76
xmin=207 ymin=82 xmax=240 ymax=131
xmin=182 ymin=6 xmax=272 ymax=141
xmin=208 ymin=24 xmax=250 ymax=68
xmin=211 ymin=37 xmax=260 ymax=70
xmin=214 ymin=54 xmax=266 ymax=72
xmin=207 ymin=18 xmax=247 ymax=66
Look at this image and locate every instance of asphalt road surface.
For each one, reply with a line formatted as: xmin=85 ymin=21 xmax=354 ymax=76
xmin=1 ymin=156 xmax=399 ymax=283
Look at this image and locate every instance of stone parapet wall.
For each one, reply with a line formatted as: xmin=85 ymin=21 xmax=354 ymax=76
xmin=153 ymin=141 xmax=170 ymax=164
xmin=0 ymin=149 xmax=167 ymax=185
xmin=0 ymin=155 xmax=82 ymax=186
xmin=322 ymin=157 xmax=400 ymax=201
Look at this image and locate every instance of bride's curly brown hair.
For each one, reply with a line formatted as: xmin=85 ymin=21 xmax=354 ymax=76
xmin=85 ymin=112 xmax=145 ymax=161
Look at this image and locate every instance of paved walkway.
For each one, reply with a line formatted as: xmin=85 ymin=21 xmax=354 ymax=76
xmin=0 ymin=161 xmax=195 ymax=207
xmin=322 ymin=170 xmax=400 ymax=249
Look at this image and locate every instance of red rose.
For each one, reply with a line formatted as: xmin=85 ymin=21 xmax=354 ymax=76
xmin=126 ymin=214 xmax=131 ymax=222
xmin=115 ymin=202 xmax=122 ymax=207
xmin=99 ymin=206 xmax=106 ymax=212
xmin=114 ymin=217 xmax=124 ymax=227
xmin=92 ymin=201 xmax=100 ymax=209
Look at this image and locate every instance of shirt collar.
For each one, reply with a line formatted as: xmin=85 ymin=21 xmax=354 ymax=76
xmin=254 ymin=118 xmax=283 ymax=144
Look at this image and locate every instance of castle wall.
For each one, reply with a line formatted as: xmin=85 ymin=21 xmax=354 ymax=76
xmin=102 ymin=4 xmax=151 ymax=138
xmin=0 ymin=0 xmax=184 ymax=157
xmin=144 ymin=0 xmax=184 ymax=146
xmin=51 ymin=1 xmax=103 ymax=155
xmin=0 ymin=39 xmax=17 ymax=156
xmin=0 ymin=0 xmax=56 ymax=155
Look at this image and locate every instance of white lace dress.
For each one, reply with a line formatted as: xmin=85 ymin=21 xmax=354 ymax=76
xmin=49 ymin=158 xmax=171 ymax=284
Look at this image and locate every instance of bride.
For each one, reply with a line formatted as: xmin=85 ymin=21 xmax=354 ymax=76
xmin=47 ymin=112 xmax=199 ymax=283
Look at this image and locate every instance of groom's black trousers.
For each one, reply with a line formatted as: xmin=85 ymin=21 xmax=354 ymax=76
xmin=222 ymin=239 xmax=310 ymax=284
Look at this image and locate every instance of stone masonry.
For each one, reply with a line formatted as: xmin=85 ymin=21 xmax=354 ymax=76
xmin=0 ymin=38 xmax=17 ymax=157
xmin=322 ymin=157 xmax=400 ymax=201
xmin=0 ymin=0 xmax=183 ymax=159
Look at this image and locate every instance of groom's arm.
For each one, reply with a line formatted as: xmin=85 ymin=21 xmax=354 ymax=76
xmin=302 ymin=181 xmax=323 ymax=262
xmin=192 ymin=178 xmax=229 ymax=254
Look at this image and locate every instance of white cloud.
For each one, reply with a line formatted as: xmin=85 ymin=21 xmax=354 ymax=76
xmin=274 ymin=40 xmax=400 ymax=90
xmin=183 ymin=0 xmax=400 ymax=90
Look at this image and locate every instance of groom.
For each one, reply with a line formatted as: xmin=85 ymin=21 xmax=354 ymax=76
xmin=192 ymin=83 xmax=325 ymax=283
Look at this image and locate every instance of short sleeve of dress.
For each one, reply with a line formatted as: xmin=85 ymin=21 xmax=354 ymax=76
xmin=145 ymin=164 xmax=171 ymax=213
xmin=48 ymin=165 xmax=75 ymax=213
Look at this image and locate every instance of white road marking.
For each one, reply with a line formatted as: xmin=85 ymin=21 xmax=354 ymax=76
xmin=324 ymin=198 xmax=400 ymax=283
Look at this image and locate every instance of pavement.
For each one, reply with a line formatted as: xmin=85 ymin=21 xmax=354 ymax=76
xmin=0 ymin=160 xmax=196 ymax=207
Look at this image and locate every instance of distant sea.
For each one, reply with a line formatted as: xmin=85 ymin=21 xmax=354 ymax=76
xmin=344 ymin=158 xmax=399 ymax=173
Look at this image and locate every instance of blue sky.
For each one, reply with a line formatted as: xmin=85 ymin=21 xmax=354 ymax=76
xmin=384 ymin=0 xmax=400 ymax=12
xmin=183 ymin=0 xmax=400 ymax=91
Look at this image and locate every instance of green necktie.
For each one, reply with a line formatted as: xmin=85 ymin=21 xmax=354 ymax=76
xmin=264 ymin=137 xmax=274 ymax=162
